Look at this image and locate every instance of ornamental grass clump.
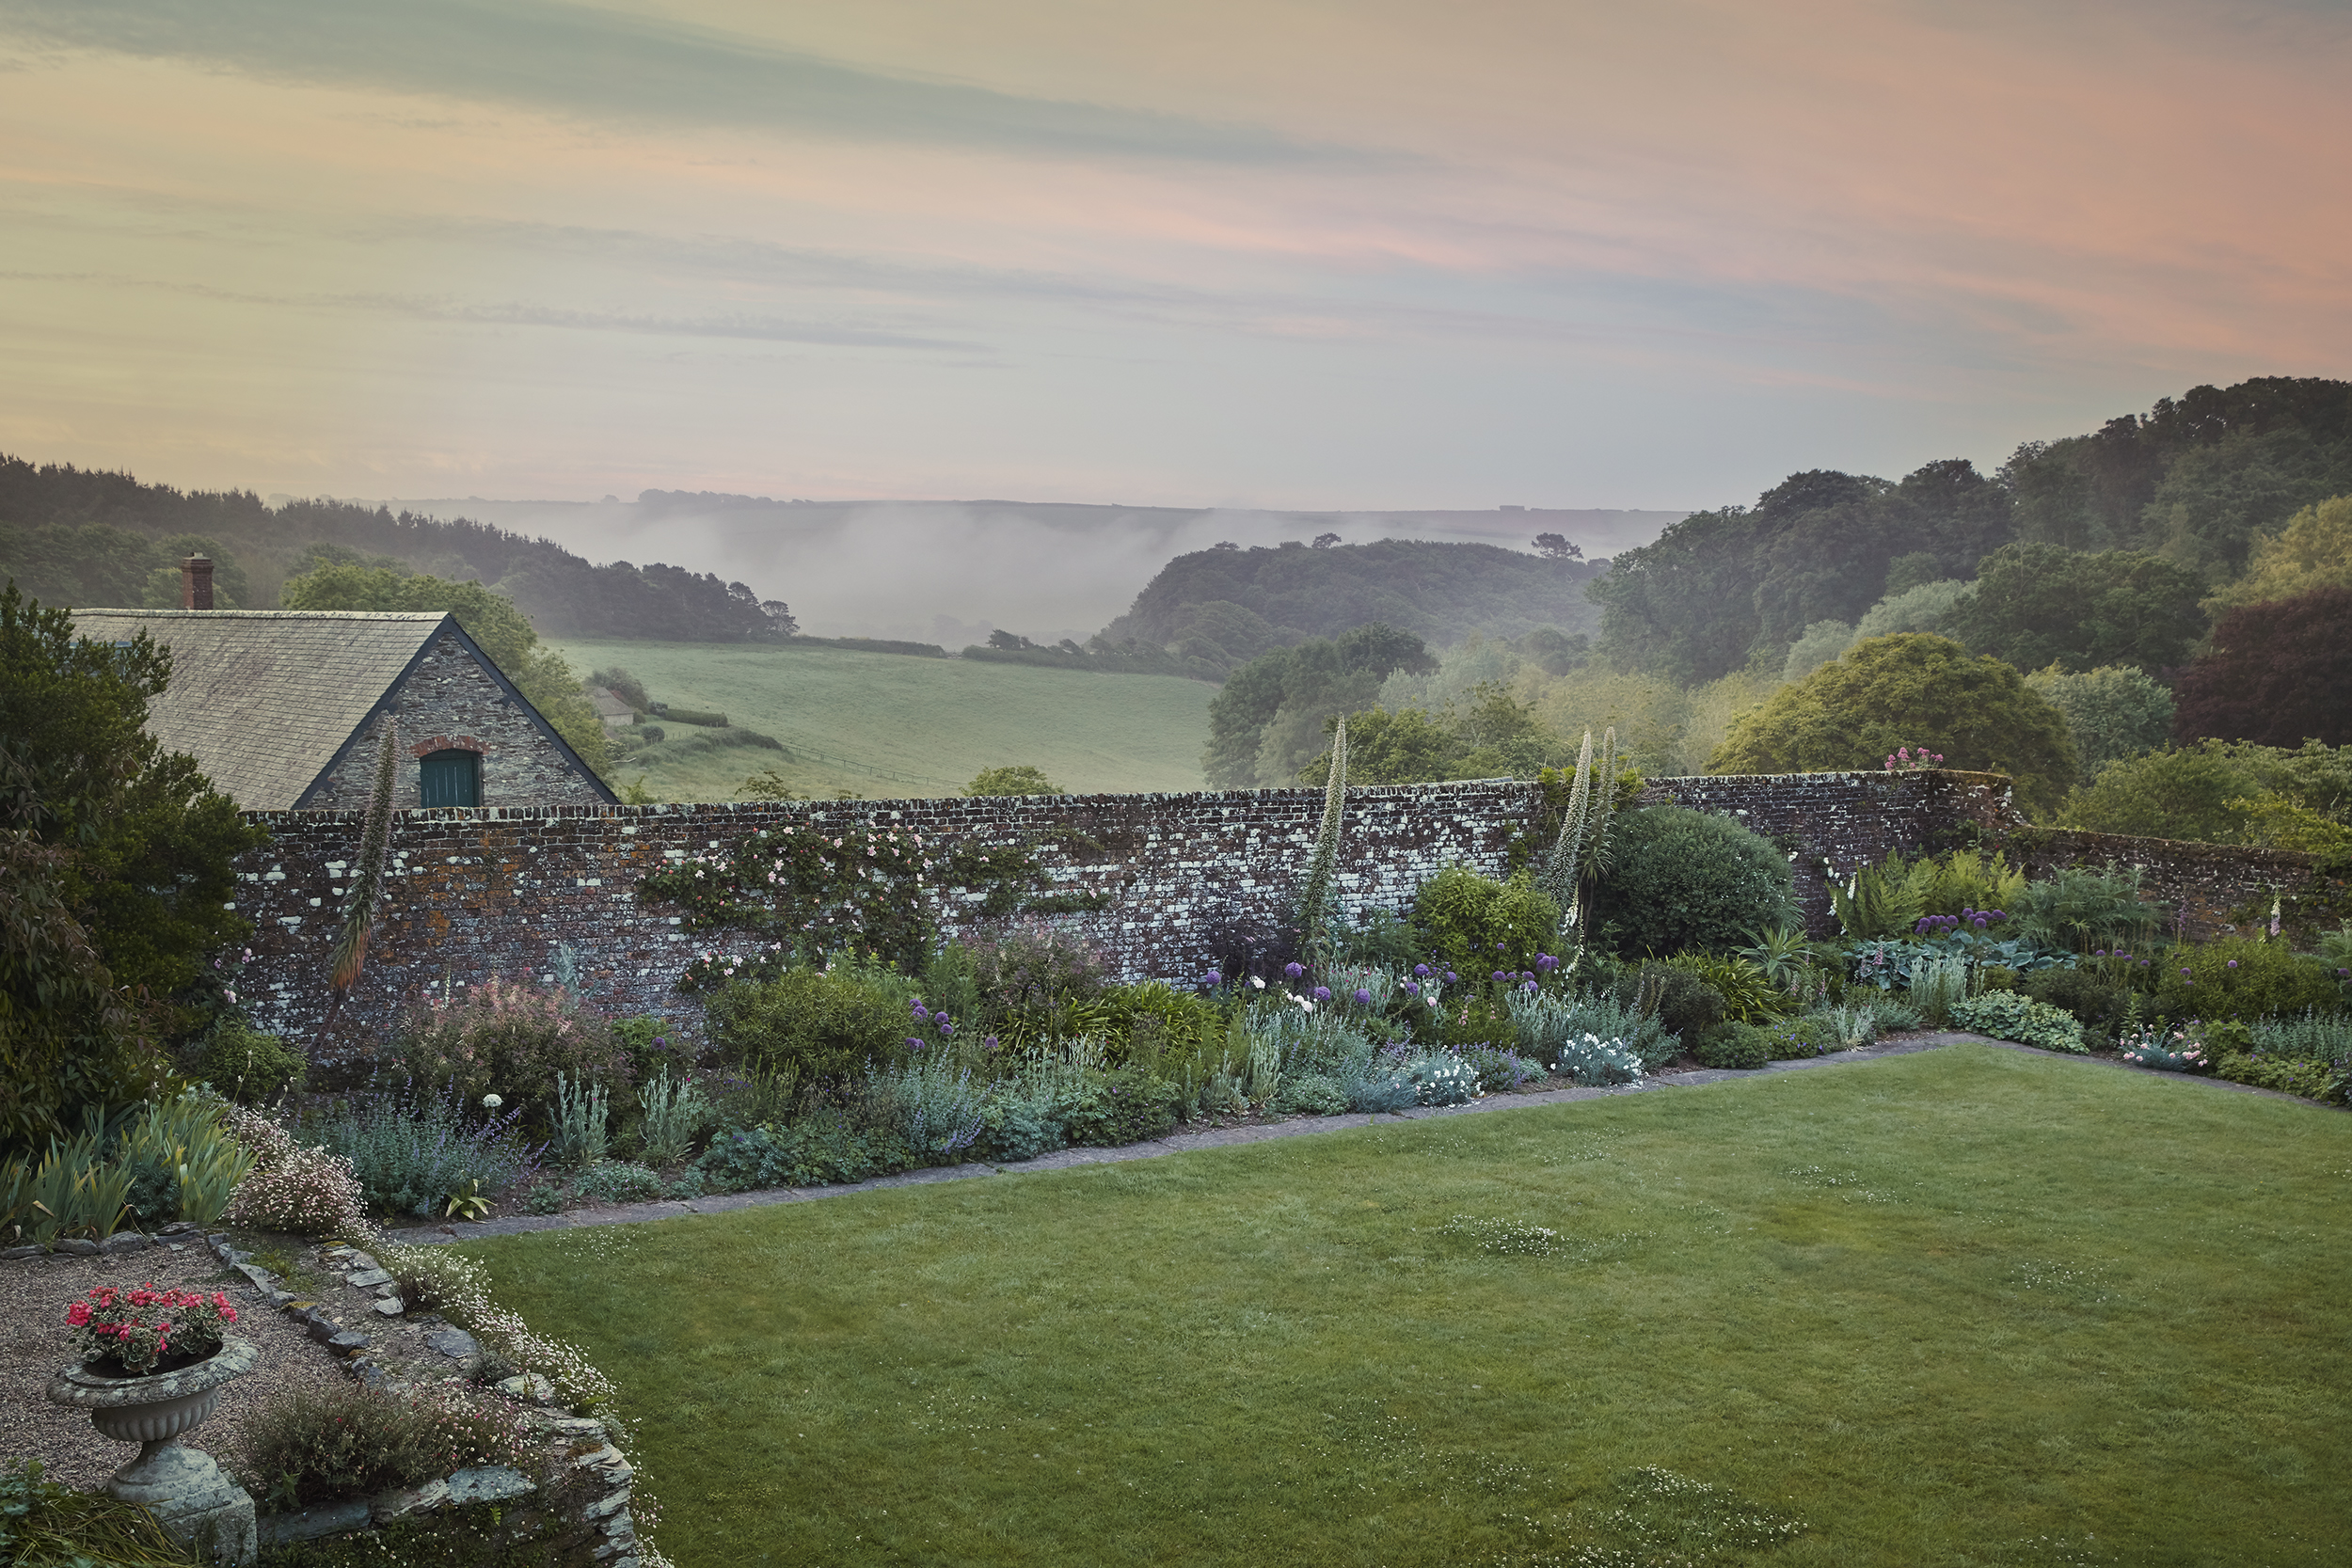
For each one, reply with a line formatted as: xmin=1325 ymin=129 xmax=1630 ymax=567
xmin=0 ymin=1460 xmax=195 ymax=1568
xmin=234 ymin=1380 xmax=540 ymax=1510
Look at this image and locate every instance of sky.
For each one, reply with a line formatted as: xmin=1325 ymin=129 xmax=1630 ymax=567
xmin=3 ymin=0 xmax=2348 ymax=516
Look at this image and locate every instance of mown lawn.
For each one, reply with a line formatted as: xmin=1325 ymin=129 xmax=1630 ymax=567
xmin=471 ymin=1047 xmax=2352 ymax=1567
xmin=546 ymin=638 xmax=1212 ymax=800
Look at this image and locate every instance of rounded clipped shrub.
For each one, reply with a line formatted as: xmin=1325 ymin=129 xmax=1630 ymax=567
xmin=1410 ymin=863 xmax=1564 ymax=973
xmin=1598 ymin=807 xmax=1800 ymax=958
xmin=193 ymin=1023 xmax=306 ymax=1101
xmin=706 ymin=966 xmax=914 ymax=1084
xmin=1693 ymin=1023 xmax=1775 ymax=1070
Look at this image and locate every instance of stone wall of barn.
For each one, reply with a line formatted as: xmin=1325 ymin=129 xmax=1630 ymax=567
xmin=299 ymin=629 xmax=608 ymax=811
xmin=226 ymin=769 xmax=2323 ymax=1047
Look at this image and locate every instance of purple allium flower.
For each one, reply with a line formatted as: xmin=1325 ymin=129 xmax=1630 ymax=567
xmin=1444 ymin=972 xmax=1457 ymax=984
xmin=1535 ymin=953 xmax=1558 ymax=972
xmin=912 ymin=1004 xmax=930 ymax=1022
xmin=2226 ymin=958 xmax=2237 ymax=968
xmin=905 ymin=1037 xmax=925 ymax=1051
xmin=1202 ymin=970 xmax=1221 ymax=987
xmin=940 ymin=1021 xmax=954 ymax=1036
xmin=1413 ymin=963 xmax=1431 ymax=977
xmin=1492 ymin=970 xmax=1507 ymax=982
xmin=1354 ymin=988 xmax=1372 ymax=1005
xmin=1523 ymin=979 xmax=1537 ymax=993
xmin=1402 ymin=980 xmax=1421 ymax=996
xmin=1285 ymin=961 xmax=1306 ymax=980
xmin=1313 ymin=986 xmax=1332 ymax=1003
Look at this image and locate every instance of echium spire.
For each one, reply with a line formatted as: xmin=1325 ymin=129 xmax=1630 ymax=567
xmin=324 ymin=714 xmax=398 ymax=1032
xmin=1297 ymin=715 xmax=1348 ymax=966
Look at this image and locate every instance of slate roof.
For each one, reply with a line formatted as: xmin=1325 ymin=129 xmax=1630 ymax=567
xmin=69 ymin=610 xmax=452 ymax=811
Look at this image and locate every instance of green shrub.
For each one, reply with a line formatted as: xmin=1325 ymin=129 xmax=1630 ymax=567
xmin=2210 ymin=1053 xmax=2348 ymax=1104
xmin=1693 ymin=1023 xmax=1776 ymax=1070
xmin=384 ymin=978 xmax=634 ymax=1117
xmin=112 ymin=1091 xmax=254 ymax=1229
xmin=2152 ymin=938 xmax=2342 ymax=1022
xmin=1949 ymin=990 xmax=2088 ymax=1053
xmin=694 ymin=1116 xmax=900 ymax=1191
xmin=193 ymin=1023 xmax=306 ymax=1101
xmin=706 ymin=966 xmax=914 ymax=1084
xmin=2249 ymin=1008 xmax=2352 ymax=1066
xmin=234 ymin=1381 xmax=540 ymax=1510
xmin=1058 ymin=1071 xmax=1180 ymax=1147
xmin=1597 ymin=807 xmax=1799 ymax=958
xmin=1269 ymin=1074 xmax=1350 ymax=1117
xmin=1632 ymin=962 xmax=1725 ymax=1045
xmin=1657 ymin=953 xmax=1785 ymax=1022
xmin=570 ymin=1160 xmax=662 ymax=1206
xmin=966 ymin=923 xmax=1116 ymax=1052
xmin=1099 ymin=982 xmax=1227 ymax=1071
xmin=1409 ymin=863 xmax=1564 ymax=974
xmin=2010 ymin=865 xmax=2161 ymax=953
xmin=2018 ymin=967 xmax=2133 ymax=1030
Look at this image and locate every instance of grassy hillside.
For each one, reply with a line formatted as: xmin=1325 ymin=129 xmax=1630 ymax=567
xmin=549 ymin=639 xmax=1212 ymax=801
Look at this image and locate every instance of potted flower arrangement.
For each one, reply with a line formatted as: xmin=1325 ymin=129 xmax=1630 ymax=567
xmin=48 ymin=1282 xmax=262 ymax=1560
xmin=66 ymin=1283 xmax=240 ymax=1377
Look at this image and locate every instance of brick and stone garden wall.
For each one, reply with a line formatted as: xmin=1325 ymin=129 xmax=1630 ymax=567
xmin=226 ymin=769 xmax=2317 ymax=1045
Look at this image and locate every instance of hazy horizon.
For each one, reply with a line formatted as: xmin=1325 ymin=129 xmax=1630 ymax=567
xmin=7 ymin=2 xmax=2344 ymax=515
xmin=313 ymin=493 xmax=1685 ymax=642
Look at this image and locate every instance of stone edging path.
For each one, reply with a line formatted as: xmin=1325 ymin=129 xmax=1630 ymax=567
xmin=382 ymin=1033 xmax=2341 ymax=1250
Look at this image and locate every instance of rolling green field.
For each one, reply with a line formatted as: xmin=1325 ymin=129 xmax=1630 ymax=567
xmin=474 ymin=1048 xmax=2352 ymax=1567
xmin=548 ymin=641 xmax=1214 ymax=801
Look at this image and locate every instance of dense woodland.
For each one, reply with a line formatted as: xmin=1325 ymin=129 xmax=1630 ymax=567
xmin=1198 ymin=377 xmax=2352 ymax=852
xmin=0 ymin=455 xmax=794 ymax=641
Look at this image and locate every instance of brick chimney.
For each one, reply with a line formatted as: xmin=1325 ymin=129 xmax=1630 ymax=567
xmin=181 ymin=556 xmax=214 ymax=610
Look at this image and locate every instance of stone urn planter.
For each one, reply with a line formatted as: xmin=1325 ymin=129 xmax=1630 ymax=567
xmin=48 ymin=1336 xmax=262 ymax=1564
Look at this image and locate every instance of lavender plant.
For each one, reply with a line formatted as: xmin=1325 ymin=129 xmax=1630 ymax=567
xmin=305 ymin=1085 xmax=541 ymax=1218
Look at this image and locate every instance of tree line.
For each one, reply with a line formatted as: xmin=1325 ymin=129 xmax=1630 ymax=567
xmin=0 ymin=453 xmax=796 ymax=641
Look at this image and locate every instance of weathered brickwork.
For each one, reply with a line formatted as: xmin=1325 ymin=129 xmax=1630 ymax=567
xmin=2000 ymin=828 xmax=2328 ymax=942
xmin=302 ymin=630 xmax=608 ymax=812
xmin=228 ymin=770 xmax=2011 ymax=1043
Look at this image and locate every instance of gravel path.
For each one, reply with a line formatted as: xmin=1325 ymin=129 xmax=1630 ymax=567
xmin=381 ymin=1030 xmax=2338 ymax=1249
xmin=0 ymin=1240 xmax=352 ymax=1494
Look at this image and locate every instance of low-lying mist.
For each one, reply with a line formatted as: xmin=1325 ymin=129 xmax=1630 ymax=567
xmin=360 ymin=495 xmax=1684 ymax=644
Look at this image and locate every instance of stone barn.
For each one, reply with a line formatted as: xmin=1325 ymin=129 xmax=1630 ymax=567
xmin=71 ymin=601 xmax=616 ymax=813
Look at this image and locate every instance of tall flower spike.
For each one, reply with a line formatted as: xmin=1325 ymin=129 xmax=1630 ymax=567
xmin=325 ymin=713 xmax=398 ymax=1030
xmin=1297 ymin=715 xmax=1348 ymax=965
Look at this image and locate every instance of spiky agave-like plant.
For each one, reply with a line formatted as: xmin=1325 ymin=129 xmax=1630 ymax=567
xmin=1296 ymin=715 xmax=1348 ymax=966
xmin=1539 ymin=725 xmax=1619 ymax=944
xmin=322 ymin=716 xmax=398 ymax=1032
